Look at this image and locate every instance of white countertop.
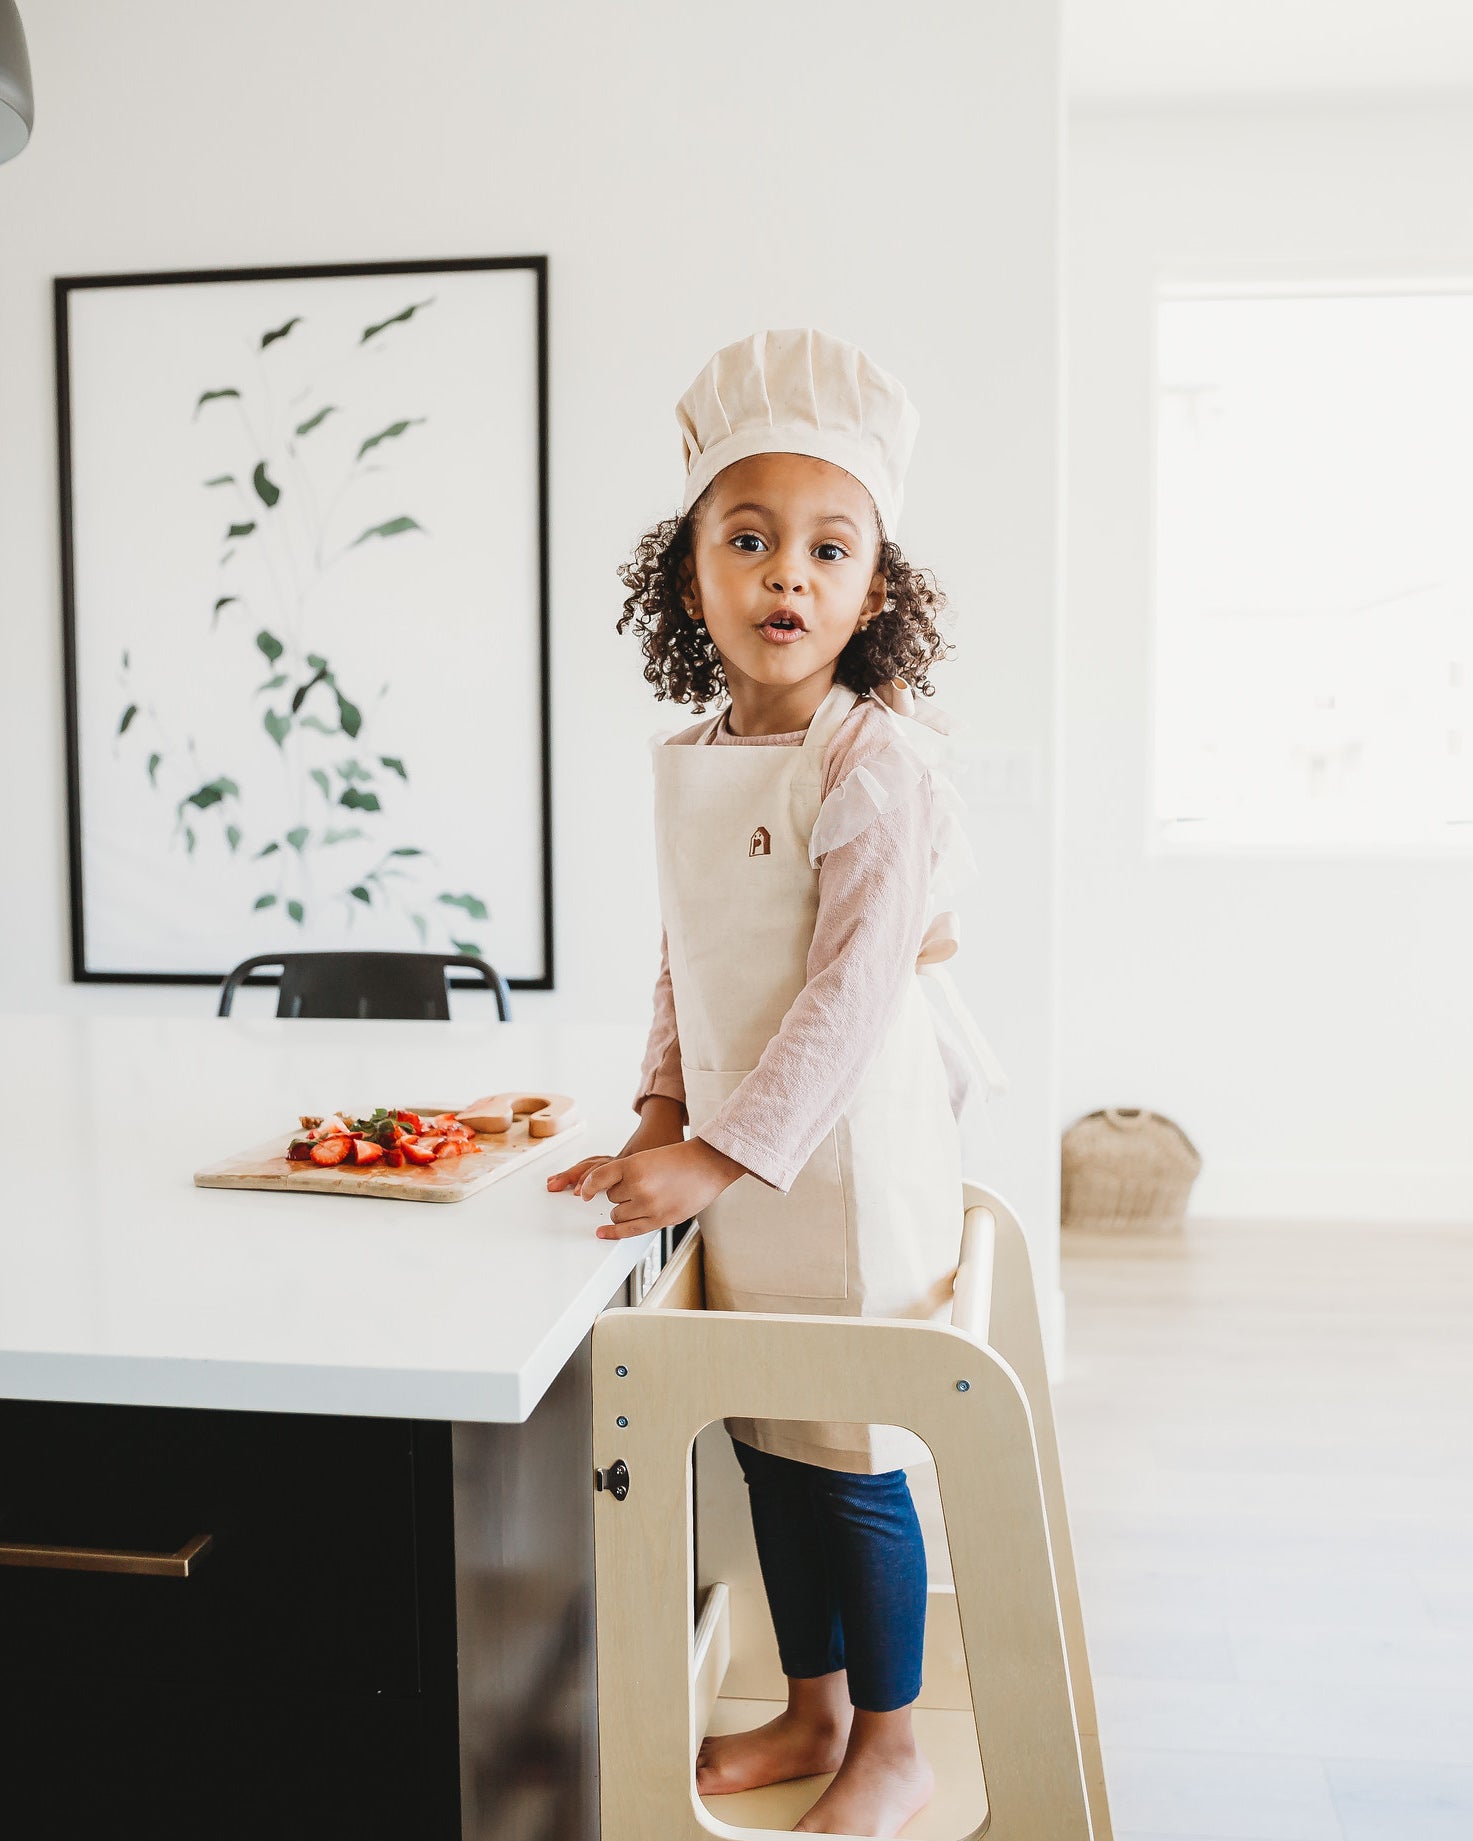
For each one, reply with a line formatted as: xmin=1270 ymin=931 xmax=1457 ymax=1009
xmin=0 ymin=1015 xmax=652 ymax=1423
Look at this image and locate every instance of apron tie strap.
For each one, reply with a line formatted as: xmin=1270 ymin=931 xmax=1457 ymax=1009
xmin=915 ymin=911 xmax=1010 ymax=1097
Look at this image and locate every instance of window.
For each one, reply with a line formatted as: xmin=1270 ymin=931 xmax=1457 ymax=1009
xmin=1153 ymin=289 xmax=1473 ymax=855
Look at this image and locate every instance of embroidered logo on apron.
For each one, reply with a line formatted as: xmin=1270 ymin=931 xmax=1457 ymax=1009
xmin=748 ymin=825 xmax=771 ymax=857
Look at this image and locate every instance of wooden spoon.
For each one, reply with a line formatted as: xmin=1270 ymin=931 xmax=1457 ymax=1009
xmin=457 ymin=1092 xmax=579 ymax=1138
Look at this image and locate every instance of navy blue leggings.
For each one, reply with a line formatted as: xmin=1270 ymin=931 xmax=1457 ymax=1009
xmin=731 ymin=1437 xmax=928 ymax=1713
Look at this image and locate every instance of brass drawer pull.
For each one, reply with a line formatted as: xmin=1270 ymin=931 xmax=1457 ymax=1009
xmin=0 ymin=1531 xmax=213 ymax=1577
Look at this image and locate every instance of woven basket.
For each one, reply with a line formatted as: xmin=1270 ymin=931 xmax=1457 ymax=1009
xmin=1060 ymin=1107 xmax=1202 ymax=1233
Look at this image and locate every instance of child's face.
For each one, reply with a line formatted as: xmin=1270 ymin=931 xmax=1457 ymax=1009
xmin=680 ymin=453 xmax=887 ymax=697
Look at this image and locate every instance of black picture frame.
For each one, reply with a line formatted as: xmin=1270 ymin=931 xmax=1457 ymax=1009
xmin=55 ymin=255 xmax=553 ymax=991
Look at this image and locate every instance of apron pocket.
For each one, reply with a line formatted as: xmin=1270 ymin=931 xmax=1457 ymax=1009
xmin=681 ymin=1065 xmax=850 ymax=1303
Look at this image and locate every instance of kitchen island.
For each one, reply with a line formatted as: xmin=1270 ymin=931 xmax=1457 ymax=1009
xmin=0 ymin=1014 xmax=657 ymax=1841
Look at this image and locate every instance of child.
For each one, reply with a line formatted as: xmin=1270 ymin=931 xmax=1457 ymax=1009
xmin=547 ymin=328 xmax=1001 ymax=1838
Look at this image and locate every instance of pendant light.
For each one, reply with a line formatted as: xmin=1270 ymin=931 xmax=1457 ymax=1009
xmin=0 ymin=0 xmax=33 ymax=163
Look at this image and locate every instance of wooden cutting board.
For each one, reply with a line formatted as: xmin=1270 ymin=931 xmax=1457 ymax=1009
xmin=193 ymin=1106 xmax=587 ymax=1205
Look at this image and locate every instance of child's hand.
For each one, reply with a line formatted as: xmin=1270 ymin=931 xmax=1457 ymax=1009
xmin=545 ymin=1155 xmax=620 ymax=1196
xmin=550 ymin=1139 xmax=746 ymax=1240
xmin=544 ymin=1099 xmax=688 ymax=1200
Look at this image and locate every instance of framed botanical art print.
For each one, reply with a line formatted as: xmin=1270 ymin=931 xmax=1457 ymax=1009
xmin=56 ymin=254 xmax=552 ymax=987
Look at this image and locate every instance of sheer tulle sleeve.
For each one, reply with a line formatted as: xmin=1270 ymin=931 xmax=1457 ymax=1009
xmin=810 ymin=686 xmax=1010 ymax=1142
xmin=808 ymin=696 xmax=981 ymax=905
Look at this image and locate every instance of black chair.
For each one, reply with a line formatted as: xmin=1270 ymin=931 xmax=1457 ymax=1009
xmin=216 ymin=952 xmax=512 ymax=1021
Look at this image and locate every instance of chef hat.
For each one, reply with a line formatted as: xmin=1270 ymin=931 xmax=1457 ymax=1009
xmin=675 ymin=327 xmax=920 ymax=537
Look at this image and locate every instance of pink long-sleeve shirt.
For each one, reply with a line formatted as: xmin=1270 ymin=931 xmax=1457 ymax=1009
xmin=632 ymin=692 xmax=940 ymax=1192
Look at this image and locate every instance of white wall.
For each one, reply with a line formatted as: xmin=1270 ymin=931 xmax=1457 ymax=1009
xmin=1066 ymin=98 xmax=1473 ymax=1223
xmin=0 ymin=5 xmax=1069 ymax=1313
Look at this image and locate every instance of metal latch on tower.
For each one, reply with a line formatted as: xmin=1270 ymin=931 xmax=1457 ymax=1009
xmin=594 ymin=1458 xmax=630 ymax=1501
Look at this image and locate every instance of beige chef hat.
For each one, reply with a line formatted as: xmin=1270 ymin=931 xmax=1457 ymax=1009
xmin=676 ymin=327 xmax=920 ymax=537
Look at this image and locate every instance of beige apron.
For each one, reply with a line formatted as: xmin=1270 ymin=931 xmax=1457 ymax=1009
xmin=652 ymin=681 xmax=963 ymax=1474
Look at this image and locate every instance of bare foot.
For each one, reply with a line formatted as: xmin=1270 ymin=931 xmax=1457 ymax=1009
xmin=794 ymin=1715 xmax=934 ymax=1837
xmin=696 ymin=1704 xmax=852 ymax=1797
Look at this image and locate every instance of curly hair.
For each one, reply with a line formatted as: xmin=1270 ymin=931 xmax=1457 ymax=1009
xmin=616 ymin=495 xmax=953 ymax=711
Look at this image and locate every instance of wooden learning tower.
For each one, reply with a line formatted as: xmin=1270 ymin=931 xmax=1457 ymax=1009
xmin=592 ymin=1182 xmax=1115 ymax=1841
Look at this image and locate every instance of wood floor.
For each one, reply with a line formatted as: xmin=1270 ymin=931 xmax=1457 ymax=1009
xmin=1056 ymin=1217 xmax=1473 ymax=1841
xmin=700 ymin=1215 xmax=1473 ymax=1839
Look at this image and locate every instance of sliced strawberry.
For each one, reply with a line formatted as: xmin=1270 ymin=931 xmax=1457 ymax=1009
xmin=309 ymin=1136 xmax=352 ymax=1167
xmin=432 ymin=1138 xmax=462 ymax=1160
xmin=395 ymin=1111 xmax=423 ymax=1133
xmin=351 ymin=1139 xmax=384 ymax=1166
xmin=429 ymin=1113 xmax=462 ymax=1134
xmin=383 ymin=1147 xmax=406 ymax=1168
xmin=401 ymin=1138 xmax=436 ymax=1165
xmin=286 ymin=1138 xmax=315 ymax=1162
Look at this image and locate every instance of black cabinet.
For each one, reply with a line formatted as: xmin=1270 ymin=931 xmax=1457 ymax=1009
xmin=0 ymin=1369 xmax=596 ymax=1841
xmin=1 ymin=1401 xmax=424 ymax=1691
xmin=0 ymin=1682 xmax=447 ymax=1840
xmin=0 ymin=1331 xmax=600 ymax=1841
xmin=0 ymin=1400 xmax=460 ymax=1840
